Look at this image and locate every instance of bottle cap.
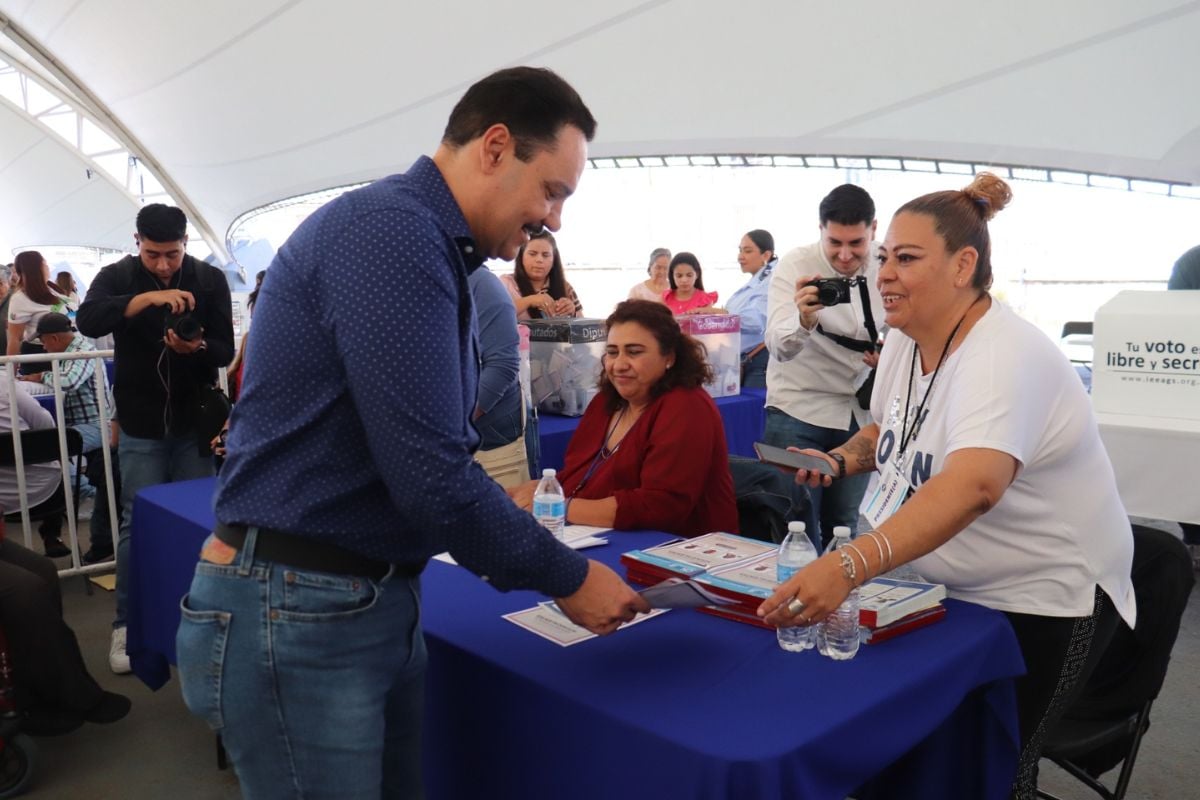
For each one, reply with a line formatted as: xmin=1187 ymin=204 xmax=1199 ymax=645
xmin=542 ymin=468 xmax=557 ymax=477
xmin=787 ymin=521 xmax=807 ymax=533
xmin=832 ymin=526 xmax=851 ymax=538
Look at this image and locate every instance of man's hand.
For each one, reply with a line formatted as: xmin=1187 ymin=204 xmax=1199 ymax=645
xmin=555 ymin=560 xmax=651 ymax=635
xmin=506 ymin=480 xmax=538 ymax=512
xmin=793 ymin=274 xmax=823 ymax=330
xmin=149 ymin=289 xmax=196 ymax=314
xmin=17 ymin=373 xmax=44 ymax=383
xmin=164 ymin=328 xmax=205 ymax=355
xmin=124 ymin=289 xmax=196 ymax=319
xmin=863 ymin=349 xmax=880 ymax=368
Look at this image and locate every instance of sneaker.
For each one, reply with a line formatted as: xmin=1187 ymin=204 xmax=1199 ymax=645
xmin=109 ymin=627 xmax=132 ymax=675
xmin=42 ymin=536 xmax=71 ymax=559
xmin=81 ymin=546 xmax=115 ymax=565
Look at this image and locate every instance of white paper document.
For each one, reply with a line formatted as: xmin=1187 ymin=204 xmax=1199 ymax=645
xmin=433 ymin=526 xmax=609 ymax=566
xmin=504 ymin=601 xmax=667 ymax=647
xmin=638 ymin=577 xmax=740 ymax=609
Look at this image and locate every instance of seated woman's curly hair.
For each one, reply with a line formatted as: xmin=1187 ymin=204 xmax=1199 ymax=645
xmin=597 ymin=300 xmax=712 ymax=412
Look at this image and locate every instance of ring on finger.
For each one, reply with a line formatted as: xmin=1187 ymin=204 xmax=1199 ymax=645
xmin=786 ymin=597 xmax=806 ymax=616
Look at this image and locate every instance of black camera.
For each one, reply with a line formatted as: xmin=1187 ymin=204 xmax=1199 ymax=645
xmin=165 ymin=311 xmax=202 ymax=342
xmin=805 ymin=276 xmax=863 ymax=307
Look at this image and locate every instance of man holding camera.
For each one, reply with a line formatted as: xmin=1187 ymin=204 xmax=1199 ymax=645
xmin=763 ymin=184 xmax=884 ymax=549
xmin=77 ymin=204 xmax=234 ymax=673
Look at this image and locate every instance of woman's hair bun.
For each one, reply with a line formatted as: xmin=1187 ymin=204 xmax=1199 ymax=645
xmin=962 ymin=171 xmax=1012 ymax=221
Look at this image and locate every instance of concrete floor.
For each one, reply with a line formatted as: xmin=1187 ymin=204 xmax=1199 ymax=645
xmin=18 ymin=521 xmax=1200 ymax=799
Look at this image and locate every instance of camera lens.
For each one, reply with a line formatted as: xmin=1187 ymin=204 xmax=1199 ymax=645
xmin=817 ymin=283 xmax=841 ymax=306
xmin=171 ymin=314 xmax=203 ymax=341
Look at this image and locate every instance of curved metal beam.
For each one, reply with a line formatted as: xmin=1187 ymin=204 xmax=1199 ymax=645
xmin=0 ymin=13 xmax=233 ymax=268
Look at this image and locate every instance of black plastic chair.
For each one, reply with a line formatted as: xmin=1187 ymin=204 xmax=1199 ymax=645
xmin=1061 ymin=321 xmax=1094 ymax=338
xmin=0 ymin=428 xmax=85 ymax=556
xmin=1037 ymin=525 xmax=1194 ymax=800
xmin=729 ymin=455 xmax=796 ymax=544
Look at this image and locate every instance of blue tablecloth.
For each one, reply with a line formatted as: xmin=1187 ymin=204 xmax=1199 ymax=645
xmin=127 ymin=476 xmax=1023 ymax=798
xmin=538 ymin=388 xmax=767 ymax=471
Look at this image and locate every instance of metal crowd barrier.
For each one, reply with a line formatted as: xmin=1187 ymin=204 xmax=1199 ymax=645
xmin=1 ymin=349 xmax=117 ymax=578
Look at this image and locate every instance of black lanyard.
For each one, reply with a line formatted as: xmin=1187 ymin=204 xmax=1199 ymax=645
xmin=570 ymin=406 xmax=630 ymax=498
xmin=897 ymin=296 xmax=983 ymax=461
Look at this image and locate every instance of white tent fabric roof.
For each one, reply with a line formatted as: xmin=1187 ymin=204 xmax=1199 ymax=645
xmin=0 ymin=0 xmax=1197 ymax=254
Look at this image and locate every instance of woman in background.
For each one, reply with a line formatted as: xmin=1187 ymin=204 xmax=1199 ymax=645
xmin=55 ymin=271 xmax=81 ymax=307
xmin=502 ymin=231 xmax=583 ymax=320
xmin=662 ymin=252 xmax=719 ymax=315
xmin=723 ymin=230 xmax=777 ymax=388
xmin=7 ymin=252 xmax=75 ymax=366
xmin=628 ymin=247 xmax=671 ymax=302
xmin=509 ymin=300 xmax=737 ymax=537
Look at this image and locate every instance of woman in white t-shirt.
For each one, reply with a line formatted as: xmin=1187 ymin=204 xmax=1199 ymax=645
xmin=759 ymin=173 xmax=1135 ymax=800
xmin=7 ymin=251 xmax=75 ymax=361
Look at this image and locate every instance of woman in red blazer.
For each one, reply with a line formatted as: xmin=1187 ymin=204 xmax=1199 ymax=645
xmin=511 ymin=300 xmax=738 ymax=537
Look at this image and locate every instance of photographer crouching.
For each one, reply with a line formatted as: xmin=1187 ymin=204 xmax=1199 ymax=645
xmin=763 ymin=185 xmax=885 ymax=551
xmin=76 ymin=204 xmax=234 ymax=674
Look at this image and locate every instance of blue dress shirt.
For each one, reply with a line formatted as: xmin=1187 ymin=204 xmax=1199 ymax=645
xmin=724 ymin=263 xmax=774 ymax=352
xmin=215 ymin=156 xmax=588 ymax=597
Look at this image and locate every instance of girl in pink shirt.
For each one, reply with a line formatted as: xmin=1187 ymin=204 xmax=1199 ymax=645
xmin=662 ymin=252 xmax=718 ymax=314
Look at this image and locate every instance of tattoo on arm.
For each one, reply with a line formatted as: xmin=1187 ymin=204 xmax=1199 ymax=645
xmin=845 ymin=432 xmax=878 ymax=472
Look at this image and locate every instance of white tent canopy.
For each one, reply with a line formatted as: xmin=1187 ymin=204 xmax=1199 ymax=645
xmin=0 ymin=0 xmax=1197 ymax=255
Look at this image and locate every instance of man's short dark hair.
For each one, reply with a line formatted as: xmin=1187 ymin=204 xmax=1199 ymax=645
xmin=819 ymin=185 xmax=875 ymax=227
xmin=442 ymin=67 xmax=597 ymax=162
xmin=137 ymin=204 xmax=188 ymax=243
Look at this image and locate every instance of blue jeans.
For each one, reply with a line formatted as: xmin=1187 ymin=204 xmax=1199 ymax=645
xmin=114 ymin=431 xmax=213 ymax=628
xmin=763 ymin=409 xmax=870 ymax=551
xmin=741 ymin=347 xmax=769 ymax=389
xmin=177 ymin=529 xmax=427 ymax=799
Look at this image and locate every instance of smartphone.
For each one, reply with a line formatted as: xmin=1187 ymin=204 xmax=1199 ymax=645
xmin=753 ymin=442 xmax=836 ymax=476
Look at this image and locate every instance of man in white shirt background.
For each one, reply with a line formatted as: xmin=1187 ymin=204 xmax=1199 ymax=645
xmin=763 ymin=185 xmax=884 ymax=549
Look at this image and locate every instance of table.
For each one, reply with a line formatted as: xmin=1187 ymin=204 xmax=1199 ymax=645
xmin=538 ymin=388 xmax=767 ymax=471
xmin=1097 ymin=412 xmax=1200 ymax=525
xmin=127 ymin=477 xmax=1022 ymax=799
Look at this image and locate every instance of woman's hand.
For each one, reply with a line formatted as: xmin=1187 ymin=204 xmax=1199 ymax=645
xmin=787 ymin=447 xmax=836 ymax=488
xmin=551 ymin=297 xmax=575 ymax=317
xmin=506 ymin=479 xmax=539 ymax=512
xmin=523 ymin=294 xmax=555 ymax=315
xmin=758 ymin=552 xmax=852 ymax=628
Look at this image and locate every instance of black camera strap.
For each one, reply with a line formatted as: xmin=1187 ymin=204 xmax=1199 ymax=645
xmin=815 ymin=279 xmax=878 ymax=353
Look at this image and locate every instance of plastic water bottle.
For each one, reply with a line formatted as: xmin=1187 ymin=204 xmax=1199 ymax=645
xmin=818 ymin=526 xmax=862 ymax=661
xmin=533 ymin=468 xmax=566 ymax=540
xmin=776 ymin=521 xmax=818 ymax=652
xmin=816 ymin=526 xmax=853 ymax=656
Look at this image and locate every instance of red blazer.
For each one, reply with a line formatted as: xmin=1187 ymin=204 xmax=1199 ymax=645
xmin=559 ymin=386 xmax=738 ymax=538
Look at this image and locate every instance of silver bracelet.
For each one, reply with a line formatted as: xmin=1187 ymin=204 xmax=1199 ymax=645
xmin=838 ymin=550 xmax=857 ymax=585
xmin=875 ymin=530 xmax=895 ymax=570
xmin=861 ymin=532 xmax=887 ymax=573
xmin=843 ymin=543 xmax=870 ymax=585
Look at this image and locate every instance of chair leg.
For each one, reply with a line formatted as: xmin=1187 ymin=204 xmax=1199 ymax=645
xmin=1111 ymin=703 xmax=1153 ymax=800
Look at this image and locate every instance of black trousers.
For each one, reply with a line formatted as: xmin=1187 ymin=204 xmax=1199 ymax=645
xmin=1003 ymin=587 xmax=1119 ymax=799
xmin=0 ymin=538 xmax=103 ymax=714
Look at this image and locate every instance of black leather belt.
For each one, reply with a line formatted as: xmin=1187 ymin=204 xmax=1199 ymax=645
xmin=214 ymin=523 xmax=425 ymax=581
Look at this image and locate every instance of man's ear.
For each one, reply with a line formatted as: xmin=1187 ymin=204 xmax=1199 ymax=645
xmin=479 ymin=124 xmax=513 ymax=175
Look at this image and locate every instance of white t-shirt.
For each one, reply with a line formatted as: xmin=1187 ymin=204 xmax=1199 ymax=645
xmin=870 ymin=301 xmax=1136 ymax=626
xmin=0 ymin=382 xmax=60 ymax=510
xmin=8 ymin=290 xmax=75 ymax=343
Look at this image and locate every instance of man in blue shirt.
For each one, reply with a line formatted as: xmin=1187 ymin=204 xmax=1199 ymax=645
xmin=176 ymin=67 xmax=649 ymax=798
